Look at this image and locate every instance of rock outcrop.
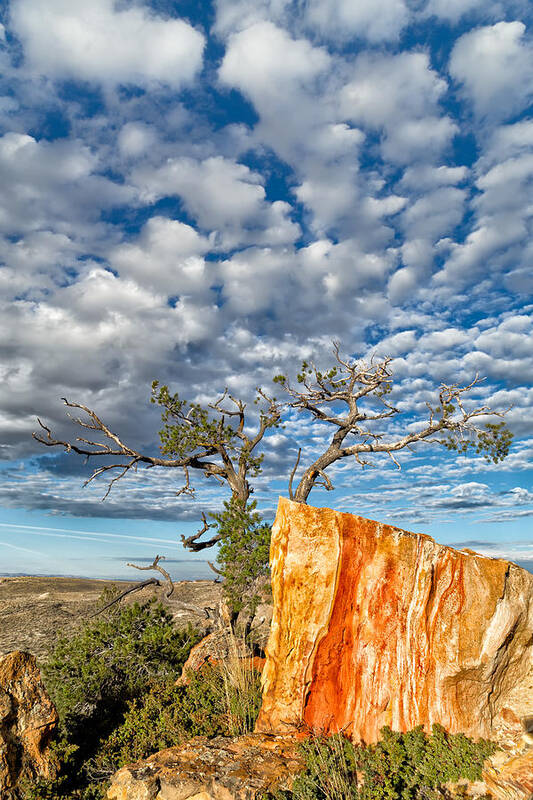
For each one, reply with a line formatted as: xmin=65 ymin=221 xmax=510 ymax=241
xmin=255 ymin=498 xmax=533 ymax=748
xmin=107 ymin=734 xmax=303 ymax=800
xmin=0 ymin=650 xmax=58 ymax=799
xmin=483 ymin=748 xmax=533 ymax=800
xmin=176 ymin=629 xmax=265 ymax=686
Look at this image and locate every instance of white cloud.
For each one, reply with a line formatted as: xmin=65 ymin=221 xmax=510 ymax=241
xmin=400 ymin=187 xmax=467 ymax=241
xmin=382 ymin=116 xmax=458 ymax=164
xmin=399 ymin=165 xmax=468 ymax=190
xmin=214 ymin=0 xmax=289 ymax=36
xmin=118 ymin=122 xmax=158 ymax=158
xmin=341 ymin=52 xmax=447 ymax=128
xmin=0 ymin=132 xmax=133 ymax=236
xmin=133 ymin=155 xmax=300 ymax=249
xmin=434 ymin=143 xmax=533 ymax=288
xmin=341 ymin=52 xmax=455 ymax=164
xmin=482 ymin=120 xmax=533 ymax=168
xmin=219 ymin=21 xmax=330 ymax=108
xmin=449 ymin=22 xmax=533 ymax=120
xmin=214 ymin=0 xmax=409 ymax=42
xmin=425 ymin=0 xmax=493 ymax=23
xmin=110 ymin=217 xmax=212 ymax=297
xmin=10 ymin=0 xmax=205 ymax=89
xmin=304 ymin=0 xmax=409 ymax=43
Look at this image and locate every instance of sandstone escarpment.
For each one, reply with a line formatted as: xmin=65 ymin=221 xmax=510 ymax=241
xmin=0 ymin=650 xmax=58 ymax=799
xmin=255 ymin=498 xmax=533 ymax=747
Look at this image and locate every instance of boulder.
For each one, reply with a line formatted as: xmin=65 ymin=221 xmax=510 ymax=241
xmin=106 ymin=733 xmax=303 ymax=800
xmin=0 ymin=650 xmax=58 ymax=799
xmin=176 ymin=630 xmax=264 ymax=687
xmin=255 ymin=498 xmax=533 ymax=747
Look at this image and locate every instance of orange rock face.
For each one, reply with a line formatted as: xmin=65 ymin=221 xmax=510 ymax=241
xmin=0 ymin=651 xmax=58 ymax=798
xmin=255 ymin=498 xmax=533 ymax=745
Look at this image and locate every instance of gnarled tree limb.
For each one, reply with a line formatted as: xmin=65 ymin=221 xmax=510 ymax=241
xmin=274 ymin=344 xmax=513 ymax=504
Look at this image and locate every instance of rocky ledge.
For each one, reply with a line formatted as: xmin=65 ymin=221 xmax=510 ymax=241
xmin=107 ymin=733 xmax=303 ymax=800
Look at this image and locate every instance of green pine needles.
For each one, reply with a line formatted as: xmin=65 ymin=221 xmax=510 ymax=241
xmin=211 ymin=498 xmax=272 ymax=615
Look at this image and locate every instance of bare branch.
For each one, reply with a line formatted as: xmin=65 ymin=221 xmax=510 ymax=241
xmin=176 ymin=465 xmax=195 ymax=497
xmin=180 ymin=512 xmax=222 ymax=552
xmin=288 ymin=448 xmax=301 ymax=500
xmin=314 ymin=468 xmax=335 ymax=491
xmin=207 ymin=560 xmax=224 ymax=578
xmin=33 ymin=398 xmax=230 ymax=502
xmin=88 ymin=577 xmax=162 ymax=618
xmin=127 ymin=554 xmax=174 ymax=598
xmin=277 ymin=342 xmax=512 ymax=504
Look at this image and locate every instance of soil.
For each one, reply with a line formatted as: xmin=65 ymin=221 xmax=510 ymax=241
xmin=0 ymin=575 xmax=223 ymax=662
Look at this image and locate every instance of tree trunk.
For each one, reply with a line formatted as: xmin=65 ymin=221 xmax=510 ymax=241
xmin=292 ymin=470 xmax=318 ymax=503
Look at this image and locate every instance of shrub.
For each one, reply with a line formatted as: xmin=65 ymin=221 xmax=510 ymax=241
xmin=270 ymin=725 xmax=497 ymax=800
xmin=44 ymin=597 xmax=199 ymax=729
xmin=24 ymin=602 xmax=263 ymax=800
xmin=25 ymin=597 xmax=202 ymax=800
xmin=88 ymin=659 xmax=263 ymax=779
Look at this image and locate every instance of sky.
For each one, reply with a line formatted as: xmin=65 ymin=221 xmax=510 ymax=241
xmin=0 ymin=0 xmax=532 ymax=580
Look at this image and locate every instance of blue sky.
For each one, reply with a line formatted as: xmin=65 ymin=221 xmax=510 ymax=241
xmin=0 ymin=0 xmax=532 ymax=580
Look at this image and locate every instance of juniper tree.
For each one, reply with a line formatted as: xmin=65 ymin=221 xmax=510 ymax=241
xmin=33 ymin=342 xmax=512 ymax=612
xmin=33 ymin=383 xmax=282 ymax=611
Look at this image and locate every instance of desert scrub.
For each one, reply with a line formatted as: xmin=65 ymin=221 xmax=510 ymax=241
xmin=89 ymin=659 xmax=263 ymax=778
xmin=43 ymin=597 xmax=200 ymax=727
xmin=269 ymin=725 xmax=497 ymax=800
xmin=25 ymin=597 xmax=202 ymax=800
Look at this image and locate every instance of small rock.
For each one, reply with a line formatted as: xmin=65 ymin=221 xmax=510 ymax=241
xmin=482 ymin=748 xmax=533 ymax=800
xmin=176 ymin=630 xmax=254 ymax=686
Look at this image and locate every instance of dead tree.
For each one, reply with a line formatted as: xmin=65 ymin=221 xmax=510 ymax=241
xmin=33 ymin=382 xmax=281 ymax=551
xmin=274 ymin=341 xmax=513 ymax=504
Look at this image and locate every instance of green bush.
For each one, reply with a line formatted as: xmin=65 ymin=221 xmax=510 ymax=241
xmin=270 ymin=725 xmax=497 ymax=800
xmin=24 ymin=599 xmax=264 ymax=800
xmin=89 ymin=661 xmax=263 ymax=778
xmin=44 ymin=597 xmax=199 ymax=727
xmin=24 ymin=598 xmax=202 ymax=800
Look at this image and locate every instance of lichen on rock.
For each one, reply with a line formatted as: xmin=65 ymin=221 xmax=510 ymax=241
xmin=107 ymin=733 xmax=303 ymax=800
xmin=0 ymin=650 xmax=58 ymax=799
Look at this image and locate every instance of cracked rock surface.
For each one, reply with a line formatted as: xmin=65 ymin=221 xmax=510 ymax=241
xmin=107 ymin=734 xmax=303 ymax=800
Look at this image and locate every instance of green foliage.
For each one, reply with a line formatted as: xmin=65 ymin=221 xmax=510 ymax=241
xmin=24 ymin=594 xmax=264 ymax=800
xmin=272 ymin=725 xmax=497 ymax=800
xmin=152 ymin=380 xmax=235 ymax=458
xmin=27 ymin=598 xmax=202 ymax=800
xmin=44 ymin=599 xmax=200 ymax=728
xmin=288 ymin=732 xmax=358 ymax=800
xmin=151 ymin=381 xmax=269 ymax=476
xmin=444 ymin=421 xmax=513 ymax=464
xmin=274 ymin=361 xmax=350 ymax=390
xmin=90 ymin=661 xmax=263 ymax=777
xmin=211 ymin=498 xmax=272 ymax=615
